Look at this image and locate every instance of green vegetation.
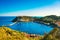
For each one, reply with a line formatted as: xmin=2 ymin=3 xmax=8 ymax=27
xmin=12 ymin=15 xmax=60 ymax=24
xmin=12 ymin=15 xmax=60 ymax=23
xmin=39 ymin=15 xmax=60 ymax=23
xmin=12 ymin=16 xmax=33 ymax=22
xmin=43 ymin=27 xmax=60 ymax=40
xmin=33 ymin=15 xmax=60 ymax=23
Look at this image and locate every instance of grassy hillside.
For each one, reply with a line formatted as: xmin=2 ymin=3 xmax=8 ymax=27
xmin=43 ymin=27 xmax=60 ymax=40
xmin=0 ymin=26 xmax=60 ymax=40
xmin=0 ymin=26 xmax=43 ymax=40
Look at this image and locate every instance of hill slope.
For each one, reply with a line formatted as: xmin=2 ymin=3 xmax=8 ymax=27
xmin=0 ymin=26 xmax=43 ymax=40
xmin=43 ymin=27 xmax=60 ymax=40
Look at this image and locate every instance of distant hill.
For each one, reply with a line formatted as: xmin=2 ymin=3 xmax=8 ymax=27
xmin=13 ymin=15 xmax=60 ymax=22
xmin=12 ymin=16 xmax=33 ymax=22
xmin=40 ymin=15 xmax=60 ymax=22
xmin=34 ymin=15 xmax=60 ymax=23
xmin=12 ymin=15 xmax=60 ymax=27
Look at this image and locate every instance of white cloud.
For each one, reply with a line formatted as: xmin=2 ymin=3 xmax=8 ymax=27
xmin=0 ymin=1 xmax=60 ymax=16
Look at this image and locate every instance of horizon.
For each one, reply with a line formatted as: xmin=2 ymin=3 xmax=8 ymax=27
xmin=0 ymin=0 xmax=60 ymax=16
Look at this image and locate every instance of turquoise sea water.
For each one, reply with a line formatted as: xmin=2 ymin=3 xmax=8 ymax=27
xmin=0 ymin=16 xmax=53 ymax=35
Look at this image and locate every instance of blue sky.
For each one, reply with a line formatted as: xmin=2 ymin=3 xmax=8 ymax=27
xmin=0 ymin=0 xmax=60 ymax=16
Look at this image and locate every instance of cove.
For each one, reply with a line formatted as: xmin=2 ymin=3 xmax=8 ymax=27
xmin=0 ymin=21 xmax=53 ymax=35
xmin=0 ymin=16 xmax=53 ymax=35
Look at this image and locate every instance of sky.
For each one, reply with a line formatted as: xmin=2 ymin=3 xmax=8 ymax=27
xmin=0 ymin=0 xmax=60 ymax=16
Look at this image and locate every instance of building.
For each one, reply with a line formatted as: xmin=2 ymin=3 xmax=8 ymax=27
xmin=55 ymin=21 xmax=60 ymax=27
